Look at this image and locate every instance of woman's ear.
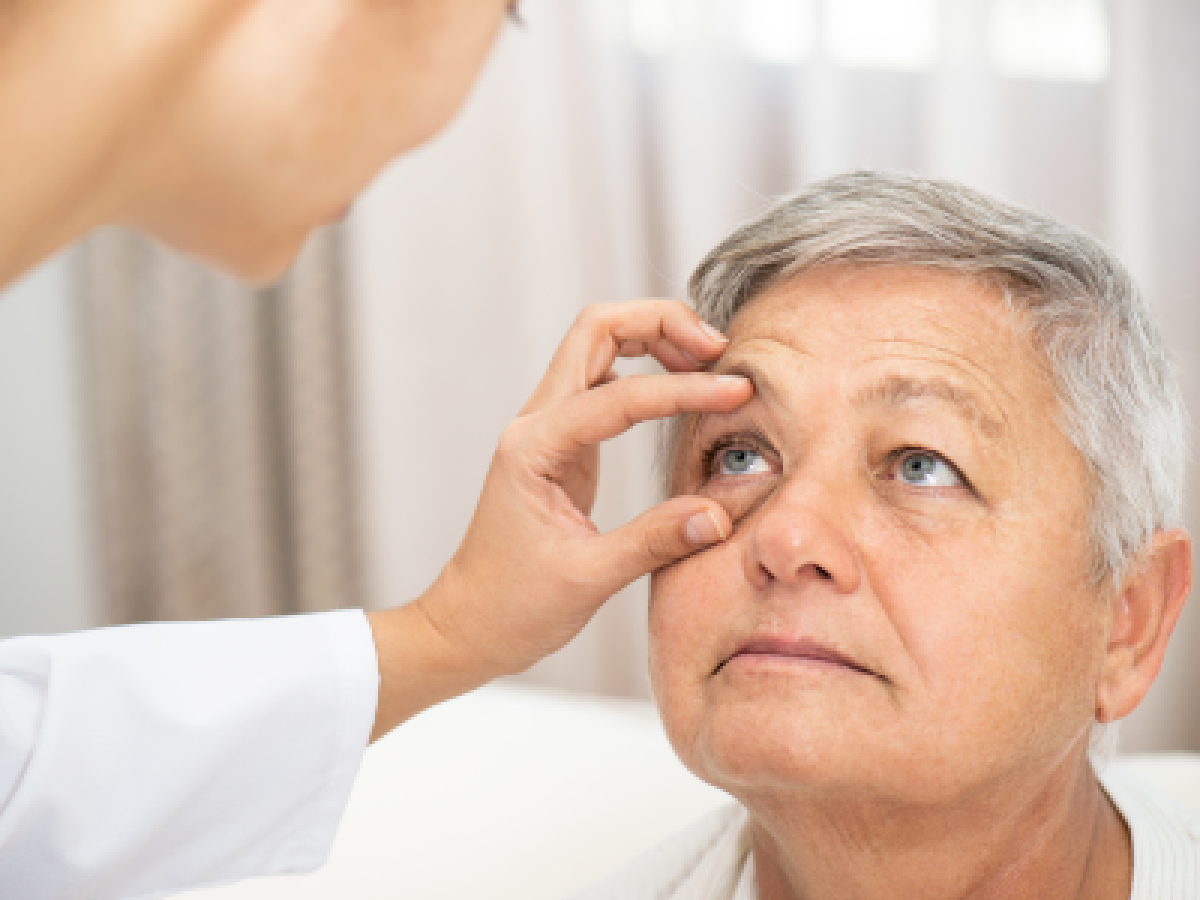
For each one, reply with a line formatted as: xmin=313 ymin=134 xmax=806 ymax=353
xmin=1095 ymin=529 xmax=1192 ymax=723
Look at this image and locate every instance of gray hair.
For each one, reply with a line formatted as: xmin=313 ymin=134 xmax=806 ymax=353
xmin=676 ymin=170 xmax=1187 ymax=588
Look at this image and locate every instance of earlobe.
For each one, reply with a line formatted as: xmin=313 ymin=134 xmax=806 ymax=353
xmin=1096 ymin=529 xmax=1192 ymax=723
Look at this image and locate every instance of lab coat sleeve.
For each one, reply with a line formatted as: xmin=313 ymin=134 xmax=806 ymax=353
xmin=0 ymin=609 xmax=380 ymax=900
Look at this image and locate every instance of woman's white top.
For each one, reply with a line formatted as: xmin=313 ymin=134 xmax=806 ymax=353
xmin=0 ymin=610 xmax=379 ymax=900
xmin=571 ymin=764 xmax=1200 ymax=900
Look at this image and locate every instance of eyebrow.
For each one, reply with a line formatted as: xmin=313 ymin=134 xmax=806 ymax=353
xmin=851 ymin=374 xmax=1005 ymax=440
xmin=699 ymin=359 xmax=1004 ymax=439
xmin=674 ymin=358 xmax=777 ymax=458
xmin=680 ymin=360 xmax=1006 ymax=467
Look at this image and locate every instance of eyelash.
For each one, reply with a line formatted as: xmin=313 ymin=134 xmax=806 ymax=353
xmin=887 ymin=447 xmax=974 ymax=490
xmin=701 ymin=432 xmax=774 ymax=479
xmin=700 ymin=436 xmax=976 ymax=494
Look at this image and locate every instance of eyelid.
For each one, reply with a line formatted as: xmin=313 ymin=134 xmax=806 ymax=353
xmin=887 ymin=447 xmax=975 ymax=494
xmin=701 ymin=429 xmax=778 ymax=478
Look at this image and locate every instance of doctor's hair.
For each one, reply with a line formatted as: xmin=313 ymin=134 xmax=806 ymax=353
xmin=669 ymin=169 xmax=1187 ymax=591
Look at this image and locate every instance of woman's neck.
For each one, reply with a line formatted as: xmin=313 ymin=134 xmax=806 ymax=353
xmin=747 ymin=756 xmax=1131 ymax=900
xmin=0 ymin=0 xmax=247 ymax=288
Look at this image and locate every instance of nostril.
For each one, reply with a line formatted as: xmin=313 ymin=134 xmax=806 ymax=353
xmin=814 ymin=564 xmax=831 ymax=580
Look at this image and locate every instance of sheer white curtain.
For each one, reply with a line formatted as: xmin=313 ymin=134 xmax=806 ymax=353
xmin=349 ymin=0 xmax=1200 ymax=750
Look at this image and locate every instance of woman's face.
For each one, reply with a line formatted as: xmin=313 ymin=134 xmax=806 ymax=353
xmin=651 ymin=265 xmax=1107 ymax=809
xmin=125 ymin=0 xmax=511 ymax=279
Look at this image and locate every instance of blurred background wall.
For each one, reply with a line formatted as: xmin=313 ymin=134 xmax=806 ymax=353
xmin=0 ymin=258 xmax=94 ymax=639
xmin=0 ymin=0 xmax=1196 ymax=753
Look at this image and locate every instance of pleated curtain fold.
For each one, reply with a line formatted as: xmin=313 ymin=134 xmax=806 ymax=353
xmin=76 ymin=226 xmax=363 ymax=624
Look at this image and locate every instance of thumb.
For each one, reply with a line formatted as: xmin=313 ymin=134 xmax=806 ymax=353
xmin=585 ymin=497 xmax=732 ymax=594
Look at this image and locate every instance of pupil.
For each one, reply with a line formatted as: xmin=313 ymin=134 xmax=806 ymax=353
xmin=905 ymin=457 xmax=931 ymax=479
xmin=727 ymin=449 xmax=750 ymax=473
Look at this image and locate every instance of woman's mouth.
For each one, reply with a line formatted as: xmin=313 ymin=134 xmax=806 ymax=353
xmin=717 ymin=636 xmax=879 ymax=679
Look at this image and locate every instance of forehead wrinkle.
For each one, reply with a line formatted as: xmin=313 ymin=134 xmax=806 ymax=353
xmin=711 ymin=337 xmax=813 ymax=399
xmin=852 ymin=373 xmax=1006 ymax=441
xmin=680 ymin=342 xmax=805 ymax=454
xmin=866 ymin=335 xmax=1023 ymax=405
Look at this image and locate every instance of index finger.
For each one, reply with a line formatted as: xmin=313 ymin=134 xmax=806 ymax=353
xmin=521 ymin=371 xmax=754 ymax=475
xmin=521 ymin=301 xmax=729 ymax=414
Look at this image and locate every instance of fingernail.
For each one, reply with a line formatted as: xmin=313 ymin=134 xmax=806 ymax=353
xmin=685 ymin=509 xmax=727 ymax=546
xmin=699 ymin=322 xmax=728 ymax=344
xmin=716 ymin=374 xmax=751 ymax=385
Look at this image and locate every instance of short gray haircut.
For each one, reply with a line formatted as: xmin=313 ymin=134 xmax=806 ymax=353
xmin=676 ymin=170 xmax=1187 ymax=587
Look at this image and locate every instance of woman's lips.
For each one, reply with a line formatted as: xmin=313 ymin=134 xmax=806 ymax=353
xmin=719 ymin=636 xmax=877 ymax=678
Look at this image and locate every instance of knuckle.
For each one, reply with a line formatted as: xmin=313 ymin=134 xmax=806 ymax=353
xmin=603 ymin=383 xmax=642 ymax=431
xmin=603 ymin=375 xmax=668 ymax=427
xmin=653 ymin=297 xmax=690 ymax=324
xmin=496 ymin=418 xmax=532 ymax=460
xmin=574 ymin=303 xmax=609 ymax=330
xmin=641 ymin=526 xmax=683 ymax=568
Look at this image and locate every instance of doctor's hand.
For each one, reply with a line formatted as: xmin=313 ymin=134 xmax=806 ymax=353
xmin=366 ymin=301 xmax=752 ymax=740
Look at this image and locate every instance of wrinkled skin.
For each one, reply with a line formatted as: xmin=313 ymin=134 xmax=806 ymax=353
xmin=652 ymin=265 xmax=1189 ymax=899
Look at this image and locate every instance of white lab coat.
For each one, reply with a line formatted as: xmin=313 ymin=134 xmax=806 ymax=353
xmin=0 ymin=610 xmax=378 ymax=900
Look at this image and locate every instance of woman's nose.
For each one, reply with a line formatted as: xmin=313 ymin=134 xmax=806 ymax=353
xmin=744 ymin=476 xmax=862 ymax=594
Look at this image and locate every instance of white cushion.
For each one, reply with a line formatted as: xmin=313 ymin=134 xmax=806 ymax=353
xmin=176 ymin=685 xmax=1200 ymax=899
xmin=175 ymin=684 xmax=728 ymax=900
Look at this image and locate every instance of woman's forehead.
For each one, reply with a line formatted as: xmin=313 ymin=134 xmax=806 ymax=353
xmin=726 ymin=265 xmax=1018 ymax=346
xmin=717 ymin=266 xmax=1042 ymax=412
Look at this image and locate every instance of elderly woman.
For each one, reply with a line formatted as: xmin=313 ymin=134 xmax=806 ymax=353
xmin=577 ymin=172 xmax=1195 ymax=899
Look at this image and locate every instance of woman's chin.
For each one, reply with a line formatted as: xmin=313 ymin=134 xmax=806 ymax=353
xmin=687 ymin=700 xmax=937 ymax=806
xmin=135 ymin=215 xmax=314 ymax=285
xmin=689 ymin=712 xmax=842 ymax=795
xmin=196 ymin=229 xmax=313 ymax=284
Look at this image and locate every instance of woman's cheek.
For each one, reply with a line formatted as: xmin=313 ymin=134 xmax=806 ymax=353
xmin=648 ymin=564 xmax=689 ymax=669
xmin=651 ymin=542 xmax=741 ymax=672
xmin=649 ymin=559 xmax=714 ymax=745
xmin=650 ymin=559 xmax=709 ymax=679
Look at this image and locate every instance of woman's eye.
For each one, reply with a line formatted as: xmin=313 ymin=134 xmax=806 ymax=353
xmin=713 ymin=444 xmax=771 ymax=477
xmin=893 ymin=451 xmax=962 ymax=488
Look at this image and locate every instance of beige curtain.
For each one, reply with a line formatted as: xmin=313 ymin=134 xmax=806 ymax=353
xmin=76 ymin=226 xmax=364 ymax=623
xmin=350 ymin=0 xmax=1200 ymax=751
